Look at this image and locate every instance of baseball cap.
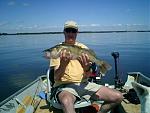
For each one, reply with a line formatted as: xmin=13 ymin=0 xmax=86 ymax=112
xmin=64 ymin=21 xmax=78 ymax=30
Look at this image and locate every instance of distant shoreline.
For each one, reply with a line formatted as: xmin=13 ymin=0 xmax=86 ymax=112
xmin=0 ymin=30 xmax=150 ymax=35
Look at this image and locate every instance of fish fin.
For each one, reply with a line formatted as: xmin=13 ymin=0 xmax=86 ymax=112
xmin=97 ymin=61 xmax=112 ymax=75
xmin=88 ymin=49 xmax=97 ymax=57
xmin=43 ymin=48 xmax=50 ymax=52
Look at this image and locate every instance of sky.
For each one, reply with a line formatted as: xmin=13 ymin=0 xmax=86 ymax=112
xmin=0 ymin=0 xmax=149 ymax=33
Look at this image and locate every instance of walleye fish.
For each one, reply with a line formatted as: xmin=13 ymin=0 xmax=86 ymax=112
xmin=44 ymin=43 xmax=112 ymax=75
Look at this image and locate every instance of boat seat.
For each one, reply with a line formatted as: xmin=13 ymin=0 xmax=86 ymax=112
xmin=46 ymin=67 xmax=104 ymax=110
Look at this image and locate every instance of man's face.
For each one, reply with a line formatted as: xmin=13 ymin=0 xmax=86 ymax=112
xmin=64 ymin=28 xmax=78 ymax=44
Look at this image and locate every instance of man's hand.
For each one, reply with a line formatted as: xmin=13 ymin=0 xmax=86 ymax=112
xmin=60 ymin=49 xmax=72 ymax=68
xmin=54 ymin=49 xmax=72 ymax=81
xmin=78 ymin=53 xmax=92 ymax=72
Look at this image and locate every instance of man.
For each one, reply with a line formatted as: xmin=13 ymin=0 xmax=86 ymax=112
xmin=45 ymin=20 xmax=123 ymax=113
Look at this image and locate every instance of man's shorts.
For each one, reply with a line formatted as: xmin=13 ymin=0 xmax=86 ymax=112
xmin=55 ymin=81 xmax=103 ymax=101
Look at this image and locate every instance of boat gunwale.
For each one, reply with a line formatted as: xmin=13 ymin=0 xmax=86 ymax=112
xmin=0 ymin=75 xmax=46 ymax=107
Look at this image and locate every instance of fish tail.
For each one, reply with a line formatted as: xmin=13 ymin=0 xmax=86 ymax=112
xmin=96 ymin=60 xmax=112 ymax=76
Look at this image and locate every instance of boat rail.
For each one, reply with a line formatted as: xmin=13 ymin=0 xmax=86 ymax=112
xmin=127 ymin=72 xmax=150 ymax=86
xmin=0 ymin=75 xmax=46 ymax=107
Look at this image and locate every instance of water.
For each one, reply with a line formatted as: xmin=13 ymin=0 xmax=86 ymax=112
xmin=0 ymin=32 xmax=150 ymax=102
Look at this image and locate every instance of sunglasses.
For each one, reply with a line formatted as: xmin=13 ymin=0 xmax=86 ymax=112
xmin=64 ymin=28 xmax=77 ymax=33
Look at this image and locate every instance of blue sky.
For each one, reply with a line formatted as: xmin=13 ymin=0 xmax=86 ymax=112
xmin=0 ymin=0 xmax=149 ymax=33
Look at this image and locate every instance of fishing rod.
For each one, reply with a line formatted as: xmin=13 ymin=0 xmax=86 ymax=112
xmin=111 ymin=51 xmax=124 ymax=89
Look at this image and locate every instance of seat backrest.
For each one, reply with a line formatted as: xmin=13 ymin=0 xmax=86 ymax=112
xmin=49 ymin=67 xmax=55 ymax=87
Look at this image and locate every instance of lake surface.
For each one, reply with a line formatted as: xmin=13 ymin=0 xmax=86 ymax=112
xmin=0 ymin=32 xmax=150 ymax=102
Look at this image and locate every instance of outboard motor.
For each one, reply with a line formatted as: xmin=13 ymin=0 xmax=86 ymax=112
xmin=111 ymin=52 xmax=124 ymax=89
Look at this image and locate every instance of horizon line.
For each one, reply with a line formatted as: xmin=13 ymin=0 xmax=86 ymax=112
xmin=0 ymin=30 xmax=150 ymax=36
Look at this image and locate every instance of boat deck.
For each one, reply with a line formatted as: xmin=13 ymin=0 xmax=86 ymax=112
xmin=121 ymin=99 xmax=140 ymax=113
xmin=34 ymin=98 xmax=140 ymax=113
xmin=35 ymin=100 xmax=62 ymax=113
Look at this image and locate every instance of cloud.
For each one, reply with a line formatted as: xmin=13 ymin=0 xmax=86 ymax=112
xmin=8 ymin=1 xmax=15 ymax=6
xmin=79 ymin=24 xmax=100 ymax=27
xmin=19 ymin=25 xmax=38 ymax=29
xmin=22 ymin=3 xmax=30 ymax=6
xmin=0 ymin=21 xmax=10 ymax=27
xmin=116 ymin=24 xmax=122 ymax=26
xmin=79 ymin=24 xmax=88 ymax=27
xmin=90 ymin=24 xmax=100 ymax=27
xmin=7 ymin=1 xmax=30 ymax=7
xmin=126 ymin=8 xmax=131 ymax=12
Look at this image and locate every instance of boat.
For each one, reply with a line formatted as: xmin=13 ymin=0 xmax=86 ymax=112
xmin=0 ymin=71 xmax=149 ymax=113
xmin=0 ymin=52 xmax=150 ymax=113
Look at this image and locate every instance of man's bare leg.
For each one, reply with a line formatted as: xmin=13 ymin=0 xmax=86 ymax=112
xmin=58 ymin=91 xmax=76 ymax=113
xmin=95 ymin=86 xmax=123 ymax=113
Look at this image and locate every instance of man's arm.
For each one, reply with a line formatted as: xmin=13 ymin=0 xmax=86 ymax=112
xmin=54 ymin=50 xmax=72 ymax=81
xmin=78 ymin=53 xmax=93 ymax=77
xmin=54 ymin=63 xmax=67 ymax=81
